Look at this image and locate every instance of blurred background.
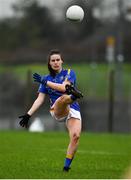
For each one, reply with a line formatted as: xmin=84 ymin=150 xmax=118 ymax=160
xmin=0 ymin=0 xmax=131 ymax=133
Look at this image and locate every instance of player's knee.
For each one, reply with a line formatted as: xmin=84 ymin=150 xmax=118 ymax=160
xmin=60 ymin=94 xmax=69 ymax=103
xmin=71 ymin=132 xmax=80 ymax=144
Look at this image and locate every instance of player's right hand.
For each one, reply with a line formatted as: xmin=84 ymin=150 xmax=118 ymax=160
xmin=19 ymin=114 xmax=31 ymax=128
xmin=33 ymin=73 xmax=47 ymax=85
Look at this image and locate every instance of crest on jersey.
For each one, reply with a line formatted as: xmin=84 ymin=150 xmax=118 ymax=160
xmin=60 ymin=76 xmax=64 ymax=81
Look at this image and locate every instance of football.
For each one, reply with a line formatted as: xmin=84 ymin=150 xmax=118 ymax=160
xmin=66 ymin=5 xmax=84 ymax=22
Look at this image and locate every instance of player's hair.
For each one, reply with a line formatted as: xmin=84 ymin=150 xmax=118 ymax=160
xmin=47 ymin=49 xmax=63 ymax=77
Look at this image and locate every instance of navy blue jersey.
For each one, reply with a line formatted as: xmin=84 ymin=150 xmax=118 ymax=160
xmin=38 ymin=69 xmax=80 ymax=111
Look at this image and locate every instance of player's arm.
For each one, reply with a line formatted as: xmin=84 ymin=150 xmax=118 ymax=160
xmin=33 ymin=73 xmax=71 ymax=92
xmin=27 ymin=92 xmax=46 ymax=116
xmin=46 ymin=80 xmax=70 ymax=92
xmin=19 ymin=93 xmax=45 ymax=128
xmin=47 ymin=69 xmax=76 ymax=92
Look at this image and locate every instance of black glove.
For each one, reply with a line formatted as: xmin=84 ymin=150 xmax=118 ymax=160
xmin=33 ymin=73 xmax=47 ymax=86
xmin=19 ymin=114 xmax=31 ymax=128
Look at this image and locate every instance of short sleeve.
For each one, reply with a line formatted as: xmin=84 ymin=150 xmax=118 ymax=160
xmin=65 ymin=69 xmax=76 ymax=85
xmin=38 ymin=75 xmax=48 ymax=94
xmin=38 ymin=83 xmax=48 ymax=94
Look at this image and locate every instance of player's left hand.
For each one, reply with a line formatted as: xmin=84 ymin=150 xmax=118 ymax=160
xmin=19 ymin=114 xmax=31 ymax=128
xmin=33 ymin=73 xmax=47 ymax=85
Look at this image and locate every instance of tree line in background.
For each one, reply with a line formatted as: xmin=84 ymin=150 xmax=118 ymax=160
xmin=0 ymin=0 xmax=131 ymax=63
xmin=0 ymin=0 xmax=101 ymax=50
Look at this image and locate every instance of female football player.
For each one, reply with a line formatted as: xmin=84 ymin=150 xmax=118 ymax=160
xmin=19 ymin=49 xmax=83 ymax=172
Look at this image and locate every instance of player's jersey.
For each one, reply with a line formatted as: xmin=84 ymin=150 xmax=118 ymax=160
xmin=38 ymin=69 xmax=80 ymax=112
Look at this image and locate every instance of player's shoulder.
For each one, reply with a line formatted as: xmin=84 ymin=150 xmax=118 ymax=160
xmin=42 ymin=74 xmax=51 ymax=80
xmin=64 ymin=68 xmax=76 ymax=74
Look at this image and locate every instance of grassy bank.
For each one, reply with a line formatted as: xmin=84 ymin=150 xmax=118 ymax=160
xmin=0 ymin=63 xmax=130 ymax=98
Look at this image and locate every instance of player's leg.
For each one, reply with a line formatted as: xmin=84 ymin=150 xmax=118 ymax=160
xmin=52 ymin=84 xmax=83 ymax=119
xmin=66 ymin=118 xmax=81 ymax=155
xmin=52 ymin=94 xmax=73 ymax=119
xmin=63 ymin=118 xmax=82 ymax=171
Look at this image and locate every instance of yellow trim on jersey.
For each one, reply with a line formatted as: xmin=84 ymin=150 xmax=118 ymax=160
xmin=65 ymin=69 xmax=71 ymax=81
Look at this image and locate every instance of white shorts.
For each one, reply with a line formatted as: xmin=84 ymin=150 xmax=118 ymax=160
xmin=50 ymin=107 xmax=82 ymax=122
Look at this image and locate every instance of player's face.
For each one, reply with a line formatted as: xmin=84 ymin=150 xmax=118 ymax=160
xmin=49 ymin=54 xmax=63 ymax=72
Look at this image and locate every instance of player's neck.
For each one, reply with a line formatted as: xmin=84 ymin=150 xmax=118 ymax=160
xmin=55 ymin=67 xmax=63 ymax=74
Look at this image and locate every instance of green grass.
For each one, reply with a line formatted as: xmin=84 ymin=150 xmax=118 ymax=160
xmin=0 ymin=131 xmax=131 ymax=179
xmin=0 ymin=63 xmax=131 ymax=98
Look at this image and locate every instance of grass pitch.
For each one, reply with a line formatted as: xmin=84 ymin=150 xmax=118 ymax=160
xmin=0 ymin=131 xmax=131 ymax=179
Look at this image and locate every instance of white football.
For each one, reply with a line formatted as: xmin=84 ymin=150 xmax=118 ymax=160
xmin=66 ymin=5 xmax=84 ymax=22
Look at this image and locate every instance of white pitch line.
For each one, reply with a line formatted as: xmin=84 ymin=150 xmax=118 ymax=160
xmin=57 ymin=148 xmax=127 ymax=156
xmin=77 ymin=150 xmax=127 ymax=156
